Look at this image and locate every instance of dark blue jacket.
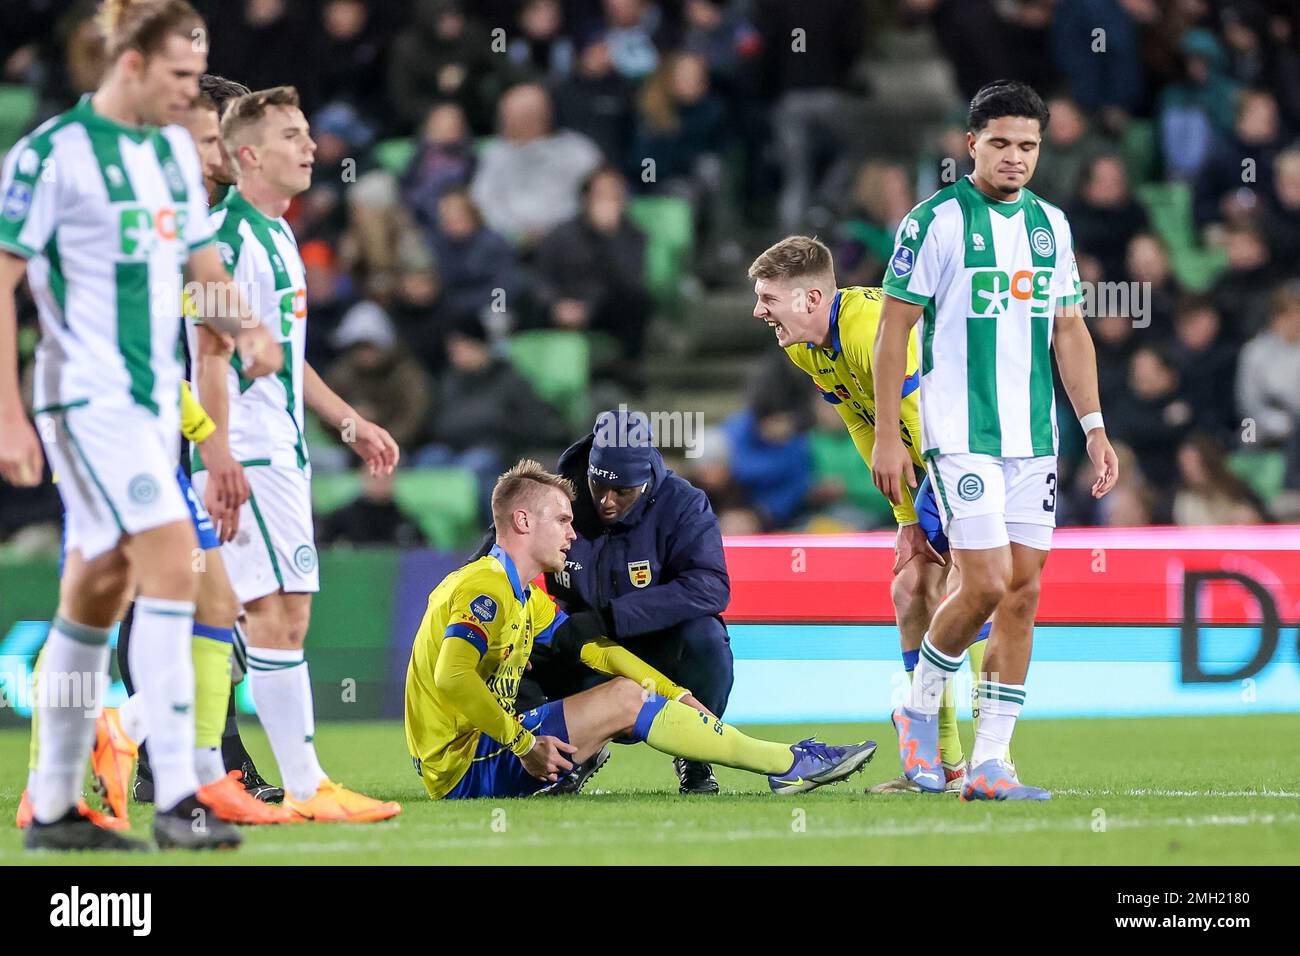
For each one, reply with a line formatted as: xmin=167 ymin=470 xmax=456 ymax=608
xmin=546 ymin=434 xmax=730 ymax=638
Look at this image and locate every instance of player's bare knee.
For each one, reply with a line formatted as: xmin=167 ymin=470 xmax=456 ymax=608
xmin=195 ymin=580 xmax=239 ymax=630
xmin=1002 ymin=579 xmax=1042 ymax=620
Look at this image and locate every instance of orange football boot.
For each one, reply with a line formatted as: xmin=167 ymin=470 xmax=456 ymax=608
xmin=16 ymin=790 xmax=130 ymax=831
xmin=91 ymin=707 xmax=138 ymax=822
xmin=284 ymin=779 xmax=401 ymax=823
xmin=196 ymin=771 xmax=302 ymax=825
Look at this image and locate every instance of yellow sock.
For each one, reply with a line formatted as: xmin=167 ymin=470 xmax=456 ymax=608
xmin=191 ymin=633 xmax=233 ymax=750
xmin=639 ymin=698 xmax=793 ymax=775
xmin=909 ymin=670 xmax=963 ymax=765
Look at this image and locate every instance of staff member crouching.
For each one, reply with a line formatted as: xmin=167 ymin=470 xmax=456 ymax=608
xmin=525 ymin=410 xmax=735 ymax=795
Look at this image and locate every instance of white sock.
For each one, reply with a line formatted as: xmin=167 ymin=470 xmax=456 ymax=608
xmin=118 ymin=692 xmax=148 ymax=742
xmin=908 ymin=634 xmax=964 ymax=716
xmin=971 ymin=681 xmax=1025 ymax=767
xmin=247 ymin=646 xmax=327 ymax=801
xmin=194 ymin=747 xmax=227 ymax=785
xmin=128 ymin=597 xmax=199 ymax=811
xmin=32 ymin=617 xmax=110 ymax=823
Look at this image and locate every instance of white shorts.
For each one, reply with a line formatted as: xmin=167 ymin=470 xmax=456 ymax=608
xmin=194 ymin=464 xmax=318 ymax=604
xmin=37 ymin=401 xmax=189 ymax=562
xmin=927 ymin=453 xmax=1056 ymax=551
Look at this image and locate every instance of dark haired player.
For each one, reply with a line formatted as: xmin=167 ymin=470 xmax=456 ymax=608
xmin=872 ymin=80 xmax=1119 ymax=801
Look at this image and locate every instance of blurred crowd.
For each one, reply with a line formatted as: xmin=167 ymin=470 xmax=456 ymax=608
xmin=1 ymin=0 xmax=1298 ymax=551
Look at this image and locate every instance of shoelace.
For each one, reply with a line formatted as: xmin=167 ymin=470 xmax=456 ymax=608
xmin=795 ymin=738 xmax=834 ymax=764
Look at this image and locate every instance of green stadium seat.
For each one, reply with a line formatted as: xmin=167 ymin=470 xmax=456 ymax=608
xmin=373 ymin=136 xmax=416 ymax=178
xmin=1136 ymin=181 xmax=1196 ymax=250
xmin=505 ymin=329 xmax=590 ymax=434
xmin=393 ymin=467 xmax=479 ymax=550
xmin=0 ymin=85 xmax=37 ymax=155
xmin=312 ymin=467 xmax=480 ymax=550
xmin=627 ymin=195 xmax=694 ymax=313
xmin=1121 ymin=120 xmax=1158 ymax=185
xmin=1227 ymin=449 xmax=1287 ymax=505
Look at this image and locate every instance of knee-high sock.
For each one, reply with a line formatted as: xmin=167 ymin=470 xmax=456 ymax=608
xmin=966 ymin=624 xmax=1010 ymax=764
xmin=246 ymin=647 xmax=327 ymax=801
xmin=971 ymin=680 xmax=1025 ymax=767
xmin=908 ymin=634 xmax=964 ymax=715
xmin=191 ymin=625 xmax=234 ymax=784
xmin=630 ymin=696 xmax=794 ymax=775
xmin=27 ymin=645 xmax=45 ymax=789
xmin=32 ymin=617 xmax=110 ymax=823
xmin=906 ymin=648 xmax=962 ymax=765
xmin=128 ymin=597 xmax=199 ymax=812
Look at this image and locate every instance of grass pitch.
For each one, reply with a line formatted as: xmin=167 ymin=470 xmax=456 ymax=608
xmin=2 ymin=714 xmax=1297 ymax=865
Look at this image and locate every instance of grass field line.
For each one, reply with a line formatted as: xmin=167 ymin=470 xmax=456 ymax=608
xmin=201 ymin=811 xmax=1298 ymax=857
xmin=1053 ymin=788 xmax=1300 ymax=798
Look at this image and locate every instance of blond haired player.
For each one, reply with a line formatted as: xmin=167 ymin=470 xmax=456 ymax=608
xmin=190 ymin=86 xmax=401 ymax=822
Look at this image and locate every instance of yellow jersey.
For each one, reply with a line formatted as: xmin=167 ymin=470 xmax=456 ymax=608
xmin=784 ymin=286 xmax=925 ymax=524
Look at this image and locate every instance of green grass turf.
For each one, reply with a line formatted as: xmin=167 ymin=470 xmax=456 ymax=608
xmin=2 ymin=714 xmax=1297 ymax=865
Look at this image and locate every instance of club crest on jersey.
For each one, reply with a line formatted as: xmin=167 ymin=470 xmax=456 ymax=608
xmin=1031 ymin=227 xmax=1055 ymax=257
xmin=957 ymin=473 xmax=985 ymax=501
xmin=628 ymin=560 xmax=652 ymax=588
xmin=2 ymin=182 xmax=31 ymax=221
xmin=162 ymin=159 xmax=185 ymax=196
xmin=293 ymin=545 xmax=317 ymax=573
xmin=890 ymin=246 xmax=914 ymax=278
xmin=128 ymin=473 xmax=160 ymax=504
xmin=470 ymin=594 xmax=498 ymax=622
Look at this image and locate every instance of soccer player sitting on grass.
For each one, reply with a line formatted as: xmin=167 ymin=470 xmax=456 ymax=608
xmin=405 ymin=460 xmax=878 ymax=800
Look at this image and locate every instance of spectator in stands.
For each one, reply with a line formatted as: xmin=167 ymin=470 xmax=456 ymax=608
xmin=1091 ymin=312 xmax=1137 ymax=413
xmin=1263 ymin=149 xmax=1300 ymax=273
xmin=807 ymin=397 xmax=893 ymax=531
xmin=1110 ymin=346 xmax=1195 ymax=489
xmin=389 ymin=0 xmax=495 ymax=134
xmin=1070 ymin=154 xmax=1149 ymax=282
xmin=205 ymin=0 xmax=320 ymax=111
xmin=417 ymin=315 xmax=565 ymax=510
xmin=681 ymin=427 xmax=763 ymax=536
xmin=1095 ymin=443 xmax=1163 ymax=526
xmin=836 ymin=160 xmax=915 ymax=287
xmin=1193 ymin=89 xmax=1282 ymax=227
xmin=503 ymin=0 xmax=575 ymax=83
xmin=1167 ymin=296 xmax=1239 ymax=440
xmin=681 ymin=0 xmax=761 ymax=88
xmin=902 ymin=0 xmax=1012 ymax=102
xmin=598 ymin=0 xmax=665 ymax=80
xmin=301 ymin=239 xmax=353 ymax=368
xmin=431 ymin=188 xmax=524 ymax=327
xmin=318 ymin=467 xmax=425 ymax=548
xmin=1212 ymin=224 xmax=1280 ymax=338
xmin=752 ymin=0 xmax=867 ymax=231
xmin=470 ymin=83 xmax=602 ymax=245
xmin=1124 ymin=232 xmax=1177 ymax=335
xmin=1050 ymin=0 xmax=1147 ymax=123
xmin=1173 ymin=434 xmax=1267 ymax=525
xmin=1236 ymin=284 xmax=1300 ymax=448
xmin=1157 ymin=29 xmax=1241 ymax=180
xmin=533 ymin=165 xmax=651 ymax=362
xmin=297 ymin=101 xmax=377 ymax=242
xmin=553 ymin=39 xmax=637 ymax=168
xmin=338 ymin=170 xmax=427 ymax=302
xmin=1032 ymin=96 xmax=1110 ymax=207
xmin=387 ymin=242 xmax=448 ymax=370
xmin=401 ymin=103 xmax=476 ymax=236
xmin=317 ymin=0 xmax=390 ymax=124
xmin=325 ymin=301 xmax=435 ymax=451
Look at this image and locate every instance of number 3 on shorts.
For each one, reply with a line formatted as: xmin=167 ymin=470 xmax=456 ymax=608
xmin=1043 ymin=472 xmax=1057 ymax=511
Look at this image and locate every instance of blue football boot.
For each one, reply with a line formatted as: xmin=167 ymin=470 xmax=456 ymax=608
xmin=768 ymin=738 xmax=877 ymax=794
xmin=959 ymin=759 xmax=1051 ymax=801
xmin=891 ymin=706 xmax=944 ymax=793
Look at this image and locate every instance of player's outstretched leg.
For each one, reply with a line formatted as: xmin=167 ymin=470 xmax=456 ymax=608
xmin=562 ymin=679 xmax=876 ymax=795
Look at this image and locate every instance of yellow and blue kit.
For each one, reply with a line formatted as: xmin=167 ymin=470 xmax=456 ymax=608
xmin=405 ymin=543 xmax=686 ymax=799
xmin=783 ymin=286 xmax=926 ymax=525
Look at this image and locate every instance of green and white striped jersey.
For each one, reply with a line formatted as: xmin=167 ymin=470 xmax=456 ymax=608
xmin=0 ymin=95 xmax=214 ymax=420
xmin=882 ymin=175 xmax=1082 ymax=459
xmin=189 ymin=186 xmax=308 ymax=474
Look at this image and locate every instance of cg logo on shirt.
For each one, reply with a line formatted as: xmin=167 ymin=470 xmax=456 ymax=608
xmin=470 ymin=594 xmax=498 ymax=622
xmin=293 ymin=544 xmax=317 ymax=573
xmin=628 ymin=560 xmax=652 ymax=588
xmin=127 ymin=473 xmax=159 ymax=504
xmin=957 ymin=473 xmax=985 ymax=501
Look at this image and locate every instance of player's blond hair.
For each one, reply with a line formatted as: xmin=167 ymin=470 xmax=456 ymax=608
xmin=747 ymin=235 xmax=836 ymax=286
xmin=491 ymin=460 xmax=576 ymax=530
xmin=220 ymin=85 xmax=300 ymax=150
xmin=96 ymin=0 xmax=204 ymax=62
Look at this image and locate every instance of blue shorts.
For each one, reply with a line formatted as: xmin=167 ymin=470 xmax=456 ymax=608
xmin=915 ymin=474 xmax=949 ymax=555
xmin=176 ymin=466 xmax=220 ymax=551
xmin=59 ymin=466 xmax=219 ymax=575
xmin=444 ymin=699 xmax=570 ymax=800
